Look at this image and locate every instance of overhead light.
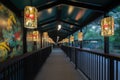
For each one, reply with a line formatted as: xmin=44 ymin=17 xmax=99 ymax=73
xmin=101 ymin=17 xmax=114 ymax=36
xmin=56 ymin=36 xmax=59 ymax=42
xmin=68 ymin=6 xmax=74 ymax=15
xmin=70 ymin=35 xmax=74 ymax=42
xmin=57 ymin=24 xmax=62 ymax=31
xmin=78 ymin=32 xmax=83 ymax=41
xmin=24 ymin=6 xmax=38 ymax=29
xmin=43 ymin=32 xmax=48 ymax=39
xmin=70 ymin=25 xmax=74 ymax=28
xmin=33 ymin=31 xmax=39 ymax=41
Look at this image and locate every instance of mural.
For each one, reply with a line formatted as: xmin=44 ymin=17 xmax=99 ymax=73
xmin=0 ymin=3 xmax=23 ymax=61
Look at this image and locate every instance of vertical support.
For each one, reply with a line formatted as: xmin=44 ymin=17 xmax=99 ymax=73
xmin=75 ymin=48 xmax=78 ymax=69
xmin=41 ymin=32 xmax=43 ymax=48
xmin=22 ymin=11 xmax=27 ymax=53
xmin=23 ymin=28 xmax=27 ymax=53
xmin=72 ymin=34 xmax=74 ymax=46
xmin=104 ymin=37 xmax=109 ymax=54
xmin=33 ymin=41 xmax=37 ymax=50
xmin=69 ymin=36 xmax=70 ymax=46
xmin=110 ymin=59 xmax=114 ymax=80
xmin=80 ymin=29 xmax=82 ymax=48
xmin=80 ymin=41 xmax=82 ymax=48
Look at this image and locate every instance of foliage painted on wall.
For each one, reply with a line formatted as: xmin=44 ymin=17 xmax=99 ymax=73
xmin=0 ymin=3 xmax=23 ymax=61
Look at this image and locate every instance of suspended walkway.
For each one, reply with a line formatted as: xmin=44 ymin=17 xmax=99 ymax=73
xmin=34 ymin=48 xmax=87 ymax=80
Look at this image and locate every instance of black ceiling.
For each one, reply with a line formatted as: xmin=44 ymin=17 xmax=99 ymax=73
xmin=1 ymin=0 xmax=120 ymax=42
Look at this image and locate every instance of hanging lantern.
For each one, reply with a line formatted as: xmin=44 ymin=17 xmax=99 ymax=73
xmin=24 ymin=6 xmax=38 ymax=29
xmin=78 ymin=32 xmax=83 ymax=41
xmin=64 ymin=38 xmax=69 ymax=43
xmin=27 ymin=31 xmax=33 ymax=41
xmin=33 ymin=31 xmax=39 ymax=41
xmin=43 ymin=32 xmax=48 ymax=39
xmin=101 ymin=17 xmax=114 ymax=36
xmin=70 ymin=36 xmax=74 ymax=42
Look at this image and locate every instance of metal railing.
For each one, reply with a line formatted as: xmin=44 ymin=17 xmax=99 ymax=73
xmin=61 ymin=45 xmax=120 ymax=80
xmin=0 ymin=46 xmax=52 ymax=80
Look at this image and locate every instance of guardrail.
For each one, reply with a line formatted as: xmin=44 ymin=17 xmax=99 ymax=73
xmin=0 ymin=46 xmax=52 ymax=80
xmin=61 ymin=45 xmax=120 ymax=80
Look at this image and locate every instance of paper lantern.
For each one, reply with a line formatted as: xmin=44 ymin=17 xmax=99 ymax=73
xmin=27 ymin=31 xmax=33 ymax=41
xmin=78 ymin=32 xmax=83 ymax=41
xmin=101 ymin=17 xmax=114 ymax=36
xmin=24 ymin=6 xmax=38 ymax=29
xmin=33 ymin=31 xmax=39 ymax=41
xmin=43 ymin=32 xmax=48 ymax=39
xmin=70 ymin=36 xmax=74 ymax=42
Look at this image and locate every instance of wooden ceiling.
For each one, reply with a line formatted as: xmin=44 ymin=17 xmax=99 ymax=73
xmin=1 ymin=0 xmax=120 ymax=42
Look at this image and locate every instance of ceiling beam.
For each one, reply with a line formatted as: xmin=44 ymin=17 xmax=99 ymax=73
xmin=37 ymin=0 xmax=62 ymax=11
xmin=37 ymin=0 xmax=104 ymax=12
xmin=62 ymin=27 xmax=72 ymax=33
xmin=60 ymin=19 xmax=80 ymax=27
xmin=38 ymin=19 xmax=57 ymax=27
xmin=62 ymin=0 xmax=104 ymax=13
xmin=42 ymin=27 xmax=56 ymax=32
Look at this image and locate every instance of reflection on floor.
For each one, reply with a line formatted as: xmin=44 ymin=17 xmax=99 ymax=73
xmin=34 ymin=48 xmax=88 ymax=80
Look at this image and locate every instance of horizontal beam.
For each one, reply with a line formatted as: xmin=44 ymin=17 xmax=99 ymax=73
xmin=60 ymin=19 xmax=80 ymax=27
xmin=37 ymin=0 xmax=104 ymax=12
xmin=37 ymin=0 xmax=62 ymax=11
xmin=38 ymin=19 xmax=57 ymax=27
xmin=62 ymin=0 xmax=104 ymax=13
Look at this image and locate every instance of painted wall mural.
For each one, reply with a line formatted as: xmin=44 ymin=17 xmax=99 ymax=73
xmin=0 ymin=3 xmax=23 ymax=61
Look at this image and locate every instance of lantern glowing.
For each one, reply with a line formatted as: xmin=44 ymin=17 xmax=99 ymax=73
xmin=43 ymin=32 xmax=48 ymax=39
xmin=24 ymin=6 xmax=38 ymax=29
xmin=27 ymin=31 xmax=33 ymax=41
xmin=78 ymin=32 xmax=83 ymax=41
xmin=70 ymin=36 xmax=74 ymax=42
xmin=33 ymin=31 xmax=39 ymax=41
xmin=66 ymin=38 xmax=69 ymax=43
xmin=101 ymin=17 xmax=114 ymax=36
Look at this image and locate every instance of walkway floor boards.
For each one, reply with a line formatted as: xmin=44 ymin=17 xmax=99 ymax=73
xmin=34 ymin=48 xmax=86 ymax=80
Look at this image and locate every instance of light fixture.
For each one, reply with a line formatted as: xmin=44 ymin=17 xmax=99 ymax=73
xmin=43 ymin=32 xmax=48 ymax=39
xmin=56 ymin=36 xmax=59 ymax=42
xmin=24 ymin=6 xmax=38 ymax=29
xmin=57 ymin=24 xmax=62 ymax=31
xmin=33 ymin=31 xmax=39 ymax=41
xmin=65 ymin=38 xmax=69 ymax=43
xmin=101 ymin=17 xmax=114 ymax=36
xmin=78 ymin=32 xmax=83 ymax=41
xmin=27 ymin=31 xmax=33 ymax=41
xmin=70 ymin=35 xmax=74 ymax=42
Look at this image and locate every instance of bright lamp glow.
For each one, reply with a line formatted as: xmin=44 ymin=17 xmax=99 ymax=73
xmin=101 ymin=17 xmax=114 ymax=36
xmin=24 ymin=6 xmax=38 ymax=29
xmin=78 ymin=32 xmax=83 ymax=41
xmin=57 ymin=24 xmax=62 ymax=31
xmin=70 ymin=36 xmax=74 ymax=42
xmin=43 ymin=32 xmax=48 ymax=39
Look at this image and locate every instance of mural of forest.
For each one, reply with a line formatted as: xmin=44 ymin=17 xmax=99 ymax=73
xmin=0 ymin=3 xmax=23 ymax=61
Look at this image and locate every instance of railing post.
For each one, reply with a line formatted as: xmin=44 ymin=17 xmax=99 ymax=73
xmin=21 ymin=11 xmax=27 ymax=53
xmin=110 ymin=59 xmax=114 ymax=80
xmin=104 ymin=36 xmax=114 ymax=80
xmin=75 ymin=48 xmax=78 ymax=69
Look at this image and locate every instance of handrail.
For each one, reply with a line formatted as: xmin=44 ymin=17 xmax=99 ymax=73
xmin=61 ymin=45 xmax=120 ymax=80
xmin=63 ymin=45 xmax=120 ymax=60
xmin=0 ymin=46 xmax=51 ymax=71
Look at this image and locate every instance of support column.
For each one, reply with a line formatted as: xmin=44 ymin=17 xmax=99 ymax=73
xmin=21 ymin=11 xmax=27 ymax=53
xmin=40 ymin=32 xmax=43 ymax=48
xmin=104 ymin=37 xmax=109 ymax=54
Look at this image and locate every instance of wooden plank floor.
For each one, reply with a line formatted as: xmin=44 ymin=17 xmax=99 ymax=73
xmin=34 ymin=48 xmax=87 ymax=80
